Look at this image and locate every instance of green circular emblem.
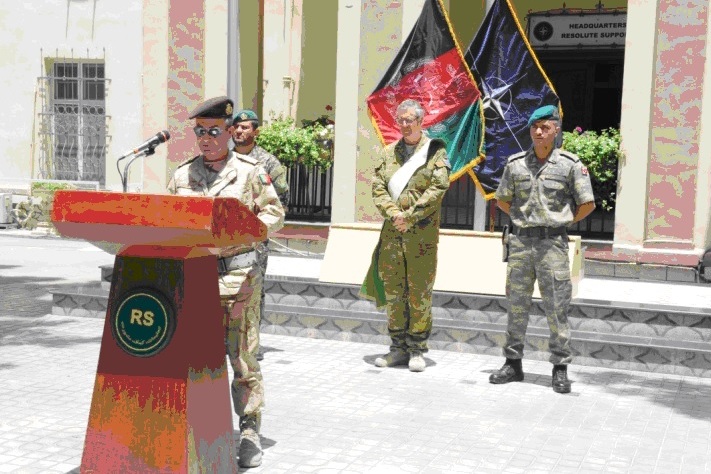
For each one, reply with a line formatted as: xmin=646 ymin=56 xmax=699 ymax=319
xmin=111 ymin=288 xmax=175 ymax=357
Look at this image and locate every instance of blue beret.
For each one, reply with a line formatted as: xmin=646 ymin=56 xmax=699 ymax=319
xmin=189 ymin=96 xmax=234 ymax=119
xmin=527 ymin=105 xmax=560 ymax=127
xmin=232 ymin=109 xmax=259 ymax=124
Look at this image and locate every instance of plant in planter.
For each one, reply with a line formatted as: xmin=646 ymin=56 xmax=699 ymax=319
xmin=13 ymin=181 xmax=76 ymax=230
xmin=256 ymin=114 xmax=334 ymax=169
xmin=562 ymin=127 xmax=622 ymax=212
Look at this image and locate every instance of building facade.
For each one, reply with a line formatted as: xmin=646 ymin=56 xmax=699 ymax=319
xmin=1 ymin=0 xmax=709 ymax=269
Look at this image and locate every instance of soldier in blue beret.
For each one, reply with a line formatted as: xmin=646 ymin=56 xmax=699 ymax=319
xmin=490 ymin=104 xmax=595 ymax=394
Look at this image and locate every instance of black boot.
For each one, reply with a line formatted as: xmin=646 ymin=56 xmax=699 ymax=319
xmin=552 ymin=364 xmax=571 ymax=394
xmin=489 ymin=358 xmax=524 ymax=384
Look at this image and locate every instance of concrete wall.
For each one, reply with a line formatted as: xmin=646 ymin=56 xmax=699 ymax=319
xmin=261 ymin=0 xmax=304 ymax=121
xmin=0 ymin=0 xmax=143 ymax=191
xmin=296 ymin=0 xmax=337 ymax=125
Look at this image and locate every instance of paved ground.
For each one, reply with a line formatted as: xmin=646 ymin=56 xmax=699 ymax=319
xmin=2 ymin=231 xmax=711 ymax=473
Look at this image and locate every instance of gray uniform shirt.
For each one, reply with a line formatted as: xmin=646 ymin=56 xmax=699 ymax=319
xmin=495 ymin=147 xmax=595 ymax=229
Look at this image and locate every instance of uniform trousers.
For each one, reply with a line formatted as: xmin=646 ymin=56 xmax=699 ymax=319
xmin=378 ymin=227 xmax=438 ymax=353
xmin=220 ymin=266 xmax=264 ymax=418
xmin=504 ymin=234 xmax=573 ymax=365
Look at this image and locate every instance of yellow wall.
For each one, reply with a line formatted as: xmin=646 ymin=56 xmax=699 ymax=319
xmin=447 ymin=0 xmax=628 ymax=49
xmin=297 ymin=0 xmax=338 ymax=125
xmin=239 ymin=0 xmax=261 ymax=112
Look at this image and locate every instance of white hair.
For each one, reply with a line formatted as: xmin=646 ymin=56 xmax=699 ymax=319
xmin=396 ymin=99 xmax=425 ymax=120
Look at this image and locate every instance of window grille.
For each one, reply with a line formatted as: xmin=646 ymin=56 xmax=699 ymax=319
xmin=37 ymin=55 xmax=110 ymax=184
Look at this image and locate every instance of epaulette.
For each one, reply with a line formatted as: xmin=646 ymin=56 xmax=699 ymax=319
xmin=176 ymin=155 xmax=200 ymax=169
xmin=558 ymin=150 xmax=580 ymax=163
xmin=507 ymin=151 xmax=527 ymax=162
xmin=235 ymin=151 xmax=258 ymax=166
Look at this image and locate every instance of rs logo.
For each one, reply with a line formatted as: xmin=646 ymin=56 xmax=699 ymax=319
xmin=130 ymin=309 xmax=155 ymax=326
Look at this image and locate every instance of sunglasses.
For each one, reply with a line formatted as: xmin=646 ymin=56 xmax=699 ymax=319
xmin=193 ymin=126 xmax=224 ymax=138
xmin=396 ymin=117 xmax=419 ymax=125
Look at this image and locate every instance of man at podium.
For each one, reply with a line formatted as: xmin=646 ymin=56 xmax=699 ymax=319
xmin=167 ymin=96 xmax=284 ymax=468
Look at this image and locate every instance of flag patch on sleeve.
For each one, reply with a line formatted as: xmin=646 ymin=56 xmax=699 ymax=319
xmin=259 ymin=174 xmax=272 ymax=185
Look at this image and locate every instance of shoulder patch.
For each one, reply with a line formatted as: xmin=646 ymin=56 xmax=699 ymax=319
xmin=258 ymin=173 xmax=272 ymax=185
xmin=236 ymin=152 xmax=258 ymax=166
xmin=177 ymin=155 xmax=200 ymax=169
xmin=559 ymin=150 xmax=580 ymax=163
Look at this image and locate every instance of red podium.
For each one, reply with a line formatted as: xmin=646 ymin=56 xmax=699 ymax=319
xmin=51 ymin=190 xmax=266 ymax=473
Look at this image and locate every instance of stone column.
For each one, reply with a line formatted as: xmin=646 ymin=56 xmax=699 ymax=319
xmin=331 ymin=0 xmax=362 ymax=224
xmin=615 ymin=0 xmax=711 ymax=266
xmin=141 ymin=0 xmax=206 ymax=192
xmin=355 ymin=1 xmax=405 ymax=222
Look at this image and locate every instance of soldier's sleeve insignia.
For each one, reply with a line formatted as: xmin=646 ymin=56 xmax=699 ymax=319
xmin=259 ymin=173 xmax=272 ymax=185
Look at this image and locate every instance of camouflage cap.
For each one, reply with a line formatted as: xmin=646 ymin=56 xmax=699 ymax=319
xmin=232 ymin=109 xmax=259 ymax=124
xmin=188 ymin=96 xmax=234 ymax=119
xmin=527 ymin=105 xmax=560 ymax=127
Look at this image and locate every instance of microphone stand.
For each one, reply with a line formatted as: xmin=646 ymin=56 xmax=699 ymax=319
xmin=117 ymin=147 xmax=156 ymax=193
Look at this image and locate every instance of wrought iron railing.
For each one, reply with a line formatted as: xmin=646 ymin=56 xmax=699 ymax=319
xmin=285 ymin=164 xmax=333 ymax=222
xmin=284 ymin=159 xmax=614 ymax=239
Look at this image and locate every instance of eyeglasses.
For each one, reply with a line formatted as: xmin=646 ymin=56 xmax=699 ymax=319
xmin=193 ymin=126 xmax=224 ymax=138
xmin=396 ymin=116 xmax=419 ymax=125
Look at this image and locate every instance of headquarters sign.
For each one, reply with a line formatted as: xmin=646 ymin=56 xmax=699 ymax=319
xmin=528 ymin=12 xmax=627 ymax=49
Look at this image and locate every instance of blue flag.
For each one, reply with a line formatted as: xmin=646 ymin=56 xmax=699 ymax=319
xmin=464 ymin=0 xmax=560 ymax=197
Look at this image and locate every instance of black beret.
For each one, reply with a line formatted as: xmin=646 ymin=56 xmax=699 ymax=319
xmin=188 ymin=96 xmax=234 ymax=119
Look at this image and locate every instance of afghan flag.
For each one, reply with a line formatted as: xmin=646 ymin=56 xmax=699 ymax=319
xmin=366 ymin=0 xmax=485 ymax=182
xmin=464 ymin=0 xmax=560 ymax=197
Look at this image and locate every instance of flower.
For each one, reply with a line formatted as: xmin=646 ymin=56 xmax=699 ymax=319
xmin=574 ymin=126 xmax=583 ymax=134
xmin=325 ymin=105 xmax=333 ymax=111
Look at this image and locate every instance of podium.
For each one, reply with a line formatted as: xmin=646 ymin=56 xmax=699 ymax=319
xmin=51 ymin=190 xmax=266 ymax=473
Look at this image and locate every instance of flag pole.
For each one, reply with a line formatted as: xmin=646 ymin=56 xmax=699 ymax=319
xmin=473 ymin=0 xmax=496 ymax=232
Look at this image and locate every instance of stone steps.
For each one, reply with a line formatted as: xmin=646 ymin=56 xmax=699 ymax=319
xmin=51 ymin=273 xmax=711 ymax=378
xmin=261 ymin=278 xmax=711 ymax=378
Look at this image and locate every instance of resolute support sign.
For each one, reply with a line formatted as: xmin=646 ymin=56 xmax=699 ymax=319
xmin=527 ymin=11 xmax=627 ymax=49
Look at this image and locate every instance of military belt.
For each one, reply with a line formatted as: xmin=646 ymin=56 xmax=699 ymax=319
xmin=514 ymin=226 xmax=567 ymax=238
xmin=217 ymin=250 xmax=257 ymax=274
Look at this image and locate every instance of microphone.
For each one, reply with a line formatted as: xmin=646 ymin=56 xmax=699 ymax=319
xmin=130 ymin=130 xmax=171 ymax=155
xmin=117 ymin=130 xmax=171 ymax=192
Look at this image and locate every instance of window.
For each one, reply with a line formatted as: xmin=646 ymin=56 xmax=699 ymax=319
xmin=38 ymin=60 xmax=109 ymax=184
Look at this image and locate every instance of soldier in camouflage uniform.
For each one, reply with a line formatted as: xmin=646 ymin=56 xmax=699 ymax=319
xmin=167 ymin=97 xmax=285 ymax=468
xmin=490 ymin=105 xmax=595 ymax=394
xmin=230 ymin=110 xmax=290 ymax=362
xmin=367 ymin=99 xmax=450 ymax=373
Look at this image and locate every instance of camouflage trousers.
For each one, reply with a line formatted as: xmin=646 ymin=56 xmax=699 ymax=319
xmin=504 ymin=234 xmax=573 ymax=365
xmin=378 ymin=232 xmax=437 ymax=353
xmin=220 ymin=266 xmax=264 ymax=418
xmin=255 ymin=242 xmax=269 ymax=327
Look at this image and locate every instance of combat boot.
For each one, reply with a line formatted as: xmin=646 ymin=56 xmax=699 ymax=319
xmin=408 ymin=351 xmax=426 ymax=372
xmin=374 ymin=349 xmax=409 ymax=368
xmin=552 ymin=364 xmax=571 ymax=394
xmin=489 ymin=358 xmax=524 ymax=384
xmin=238 ymin=415 xmax=262 ymax=468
